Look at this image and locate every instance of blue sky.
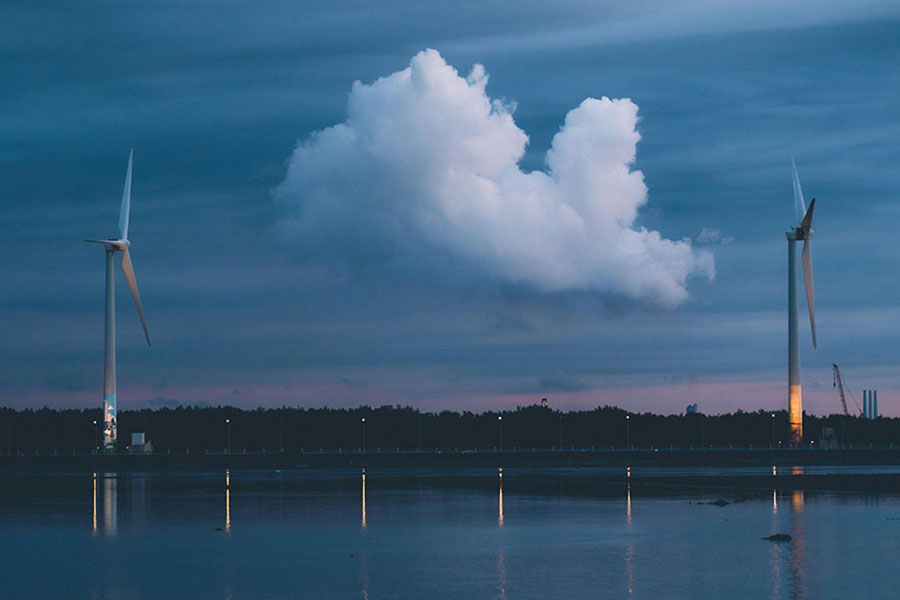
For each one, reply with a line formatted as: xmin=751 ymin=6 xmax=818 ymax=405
xmin=2 ymin=1 xmax=899 ymax=415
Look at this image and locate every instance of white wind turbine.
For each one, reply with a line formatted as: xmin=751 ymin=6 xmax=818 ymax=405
xmin=786 ymin=158 xmax=816 ymax=446
xmin=86 ymin=150 xmax=151 ymax=453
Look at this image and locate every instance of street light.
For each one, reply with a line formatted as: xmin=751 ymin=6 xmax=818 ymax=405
xmin=498 ymin=415 xmax=503 ymax=452
xmin=625 ymin=415 xmax=631 ymax=450
xmin=771 ymin=413 xmax=777 ymax=449
xmin=361 ymin=418 xmax=366 ymax=453
xmin=225 ymin=418 xmax=231 ymax=453
xmin=92 ymin=420 xmax=98 ymax=454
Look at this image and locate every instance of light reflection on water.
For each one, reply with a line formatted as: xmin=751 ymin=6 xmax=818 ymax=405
xmin=225 ymin=469 xmax=231 ymax=533
xmin=92 ymin=472 xmax=97 ymax=534
xmin=102 ymin=473 xmax=116 ymax=536
xmin=498 ymin=468 xmax=504 ymax=528
xmin=625 ymin=481 xmax=635 ymax=596
xmin=0 ymin=467 xmax=898 ymax=599
xmin=626 ymin=483 xmax=632 ymax=526
xmin=359 ymin=550 xmax=370 ymax=600
xmin=768 ymin=480 xmax=807 ymax=599
xmin=790 ymin=489 xmax=806 ymax=599
xmin=497 ymin=547 xmax=507 ymax=600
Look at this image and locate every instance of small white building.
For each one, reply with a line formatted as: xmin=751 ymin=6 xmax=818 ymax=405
xmin=129 ymin=432 xmax=153 ymax=454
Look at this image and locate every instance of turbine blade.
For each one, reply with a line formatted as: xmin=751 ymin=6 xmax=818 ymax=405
xmin=792 ymin=157 xmax=807 ymax=224
xmin=118 ymin=149 xmax=133 ymax=240
xmin=121 ymin=248 xmax=151 ymax=345
xmin=800 ymin=197 xmax=816 ymax=232
xmin=802 ymin=237 xmax=816 ymax=348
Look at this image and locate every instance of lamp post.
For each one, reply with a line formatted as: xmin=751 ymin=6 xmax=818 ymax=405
xmin=771 ymin=413 xmax=777 ymax=449
xmin=92 ymin=420 xmax=98 ymax=454
xmin=225 ymin=418 xmax=231 ymax=454
xmin=361 ymin=418 xmax=366 ymax=453
xmin=498 ymin=415 xmax=503 ymax=452
xmin=626 ymin=415 xmax=631 ymax=450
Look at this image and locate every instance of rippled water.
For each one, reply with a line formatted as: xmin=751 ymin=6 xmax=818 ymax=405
xmin=1 ymin=467 xmax=898 ymax=599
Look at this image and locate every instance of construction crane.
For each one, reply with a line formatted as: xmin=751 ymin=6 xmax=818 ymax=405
xmin=832 ymin=364 xmax=850 ymax=416
xmin=832 ymin=363 xmax=862 ymax=417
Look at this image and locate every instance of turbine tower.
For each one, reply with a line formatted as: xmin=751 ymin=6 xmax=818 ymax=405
xmin=786 ymin=159 xmax=816 ymax=446
xmin=87 ymin=150 xmax=151 ymax=453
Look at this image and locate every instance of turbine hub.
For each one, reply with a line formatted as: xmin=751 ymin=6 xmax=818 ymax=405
xmin=86 ymin=238 xmax=130 ymax=250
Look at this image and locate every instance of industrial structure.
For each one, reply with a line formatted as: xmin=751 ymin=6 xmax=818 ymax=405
xmin=786 ymin=160 xmax=817 ymax=445
xmin=862 ymin=390 xmax=879 ymax=419
xmin=832 ymin=363 xmax=851 ymax=416
xmin=86 ymin=150 xmax=151 ymax=453
xmin=833 ymin=363 xmax=879 ymax=419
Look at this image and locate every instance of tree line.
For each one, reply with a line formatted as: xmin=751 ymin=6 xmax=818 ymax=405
xmin=1 ymin=404 xmax=897 ymax=455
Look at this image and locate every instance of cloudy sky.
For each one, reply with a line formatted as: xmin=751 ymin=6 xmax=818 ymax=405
xmin=2 ymin=1 xmax=899 ymax=415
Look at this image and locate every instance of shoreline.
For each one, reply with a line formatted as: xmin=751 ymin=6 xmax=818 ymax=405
xmin=4 ymin=449 xmax=900 ymax=494
xmin=4 ymin=446 xmax=900 ymax=477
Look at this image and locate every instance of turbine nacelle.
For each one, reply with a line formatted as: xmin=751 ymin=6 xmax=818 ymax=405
xmin=86 ymin=238 xmax=131 ymax=250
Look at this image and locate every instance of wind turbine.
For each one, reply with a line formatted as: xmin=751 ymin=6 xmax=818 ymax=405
xmin=786 ymin=158 xmax=816 ymax=446
xmin=86 ymin=150 xmax=151 ymax=453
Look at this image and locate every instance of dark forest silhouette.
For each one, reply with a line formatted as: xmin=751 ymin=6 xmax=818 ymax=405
xmin=2 ymin=404 xmax=897 ymax=454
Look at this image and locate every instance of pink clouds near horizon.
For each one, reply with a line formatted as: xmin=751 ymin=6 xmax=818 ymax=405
xmin=4 ymin=378 xmax=892 ymax=417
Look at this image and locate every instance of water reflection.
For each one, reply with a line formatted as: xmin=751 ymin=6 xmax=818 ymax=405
xmin=225 ymin=469 xmax=231 ymax=533
xmin=359 ymin=551 xmax=370 ymax=600
xmin=103 ymin=473 xmax=117 ymax=536
xmin=131 ymin=475 xmax=146 ymax=530
xmin=626 ymin=483 xmax=632 ymax=526
xmin=625 ymin=543 xmax=635 ymax=596
xmin=769 ymin=468 xmax=807 ymax=599
xmin=10 ymin=467 xmax=895 ymax=599
xmin=92 ymin=472 xmax=98 ymax=534
xmin=361 ymin=468 xmax=367 ymax=530
xmin=498 ymin=468 xmax=504 ymax=528
xmin=497 ymin=549 xmax=507 ymax=600
xmin=769 ymin=522 xmax=783 ymax=598
xmin=790 ymin=489 xmax=805 ymax=599
xmin=625 ymin=478 xmax=634 ymax=595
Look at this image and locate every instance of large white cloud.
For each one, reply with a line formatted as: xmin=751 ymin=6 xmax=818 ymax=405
xmin=276 ymin=49 xmax=713 ymax=308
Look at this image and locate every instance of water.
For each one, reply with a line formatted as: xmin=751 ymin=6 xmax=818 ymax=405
xmin=1 ymin=467 xmax=899 ymax=599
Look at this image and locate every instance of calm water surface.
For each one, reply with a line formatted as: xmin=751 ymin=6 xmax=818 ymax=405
xmin=1 ymin=467 xmax=898 ymax=599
